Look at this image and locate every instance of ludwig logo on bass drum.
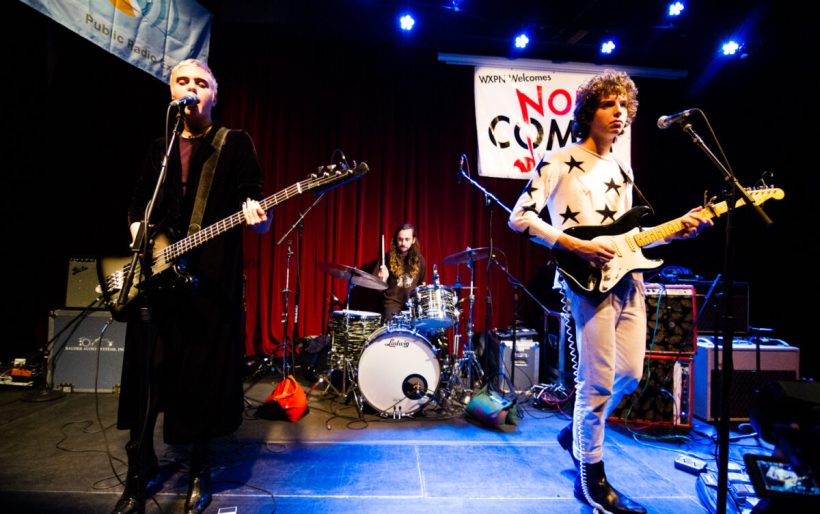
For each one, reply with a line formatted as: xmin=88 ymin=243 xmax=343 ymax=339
xmin=385 ymin=338 xmax=410 ymax=348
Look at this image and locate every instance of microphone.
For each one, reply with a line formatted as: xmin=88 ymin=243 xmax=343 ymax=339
xmin=657 ymin=109 xmax=696 ymax=129
xmin=457 ymin=154 xmax=465 ymax=184
xmin=170 ymin=95 xmax=199 ymax=108
xmin=432 ymin=264 xmax=440 ymax=286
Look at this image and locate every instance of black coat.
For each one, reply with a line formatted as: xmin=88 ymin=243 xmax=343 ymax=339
xmin=117 ymin=124 xmax=264 ymax=444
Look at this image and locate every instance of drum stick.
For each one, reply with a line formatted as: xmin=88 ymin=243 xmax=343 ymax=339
xmin=380 ymin=234 xmax=385 ymax=267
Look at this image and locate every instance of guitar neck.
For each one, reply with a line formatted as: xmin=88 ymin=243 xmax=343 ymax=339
xmin=632 ymin=193 xmax=758 ymax=249
xmin=151 ymin=177 xmax=320 ymax=272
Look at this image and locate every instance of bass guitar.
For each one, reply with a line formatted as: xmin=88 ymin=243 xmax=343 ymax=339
xmin=553 ymin=187 xmax=784 ymax=297
xmin=98 ymin=162 xmax=368 ymax=319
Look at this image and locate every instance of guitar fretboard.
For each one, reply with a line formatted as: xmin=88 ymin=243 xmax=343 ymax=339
xmin=631 ymin=189 xmax=781 ymax=249
xmin=150 ymin=170 xmax=356 ymax=273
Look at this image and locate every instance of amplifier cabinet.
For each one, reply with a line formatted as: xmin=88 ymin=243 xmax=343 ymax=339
xmin=686 ymin=280 xmax=750 ymax=335
xmin=645 ymin=283 xmax=697 ymax=354
xmin=693 ymin=336 xmax=800 ymax=422
xmin=608 ymin=353 xmax=693 ymax=430
xmin=49 ymin=309 xmax=126 ymax=393
xmin=499 ymin=339 xmax=540 ymax=394
xmin=66 ymin=257 xmax=104 ymax=309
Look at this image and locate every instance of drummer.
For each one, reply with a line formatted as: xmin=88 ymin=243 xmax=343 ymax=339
xmin=375 ymin=223 xmax=426 ymax=323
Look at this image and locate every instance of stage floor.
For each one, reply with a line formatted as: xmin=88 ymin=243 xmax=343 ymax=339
xmin=0 ymin=371 xmax=768 ymax=514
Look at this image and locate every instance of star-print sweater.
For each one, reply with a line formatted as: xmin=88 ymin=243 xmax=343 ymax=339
xmin=508 ymin=143 xmax=633 ymax=248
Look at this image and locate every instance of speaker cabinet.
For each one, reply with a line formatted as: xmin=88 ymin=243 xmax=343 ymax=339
xmin=687 ymin=280 xmax=750 ymax=335
xmin=499 ymin=339 xmax=540 ymax=393
xmin=49 ymin=309 xmax=126 ymax=392
xmin=608 ymin=353 xmax=693 ymax=430
xmin=694 ymin=336 xmax=800 ymax=422
xmin=645 ymin=283 xmax=697 ymax=354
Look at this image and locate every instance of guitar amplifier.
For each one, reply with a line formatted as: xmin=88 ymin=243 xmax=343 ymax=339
xmin=499 ymin=339 xmax=540 ymax=394
xmin=49 ymin=309 xmax=126 ymax=393
xmin=693 ymin=336 xmax=800 ymax=421
xmin=66 ymin=257 xmax=104 ymax=309
xmin=645 ymin=283 xmax=697 ymax=354
xmin=608 ymin=353 xmax=693 ymax=430
xmin=686 ymin=280 xmax=750 ymax=335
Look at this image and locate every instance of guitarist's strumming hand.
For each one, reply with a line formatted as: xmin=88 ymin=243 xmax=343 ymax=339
xmin=555 ymin=232 xmax=615 ymax=269
xmin=242 ymin=198 xmax=272 ymax=234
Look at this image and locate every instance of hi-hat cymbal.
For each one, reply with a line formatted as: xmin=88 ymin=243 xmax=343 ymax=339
xmin=442 ymin=247 xmax=491 ymax=265
xmin=318 ymin=262 xmax=387 ymax=291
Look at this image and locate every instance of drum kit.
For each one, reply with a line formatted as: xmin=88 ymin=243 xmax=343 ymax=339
xmin=315 ymin=247 xmax=492 ymax=418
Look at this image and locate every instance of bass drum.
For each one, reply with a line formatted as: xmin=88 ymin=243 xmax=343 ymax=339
xmin=357 ymin=327 xmax=440 ymax=416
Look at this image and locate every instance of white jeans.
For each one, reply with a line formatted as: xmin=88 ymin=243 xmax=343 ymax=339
xmin=565 ymin=275 xmax=646 ymax=464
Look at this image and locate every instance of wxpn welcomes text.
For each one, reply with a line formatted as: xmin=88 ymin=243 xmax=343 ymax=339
xmin=478 ymin=73 xmax=552 ymax=84
xmin=84 ymin=13 xmax=172 ymax=73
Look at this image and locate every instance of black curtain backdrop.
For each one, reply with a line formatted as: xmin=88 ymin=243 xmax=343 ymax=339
xmin=6 ymin=3 xmax=816 ymax=377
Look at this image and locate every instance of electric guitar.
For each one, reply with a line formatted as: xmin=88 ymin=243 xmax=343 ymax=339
xmin=553 ymin=187 xmax=784 ymax=297
xmin=98 ymin=162 xmax=369 ymax=319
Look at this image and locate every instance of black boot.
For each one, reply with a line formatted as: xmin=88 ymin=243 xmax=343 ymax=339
xmin=556 ymin=422 xmax=580 ymax=470
xmin=111 ymin=441 xmax=150 ymax=514
xmin=184 ymin=443 xmax=212 ymax=514
xmin=574 ymin=460 xmax=647 ymax=514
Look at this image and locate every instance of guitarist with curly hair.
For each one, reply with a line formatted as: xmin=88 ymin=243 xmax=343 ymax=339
xmin=509 ymin=70 xmax=712 ymax=514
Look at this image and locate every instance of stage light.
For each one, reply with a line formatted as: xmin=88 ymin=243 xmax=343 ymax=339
xmin=721 ymin=39 xmax=744 ymax=57
xmin=399 ymin=14 xmax=415 ymax=32
xmin=600 ymin=40 xmax=616 ymax=55
xmin=668 ymin=2 xmax=685 ymax=17
xmin=514 ymin=33 xmax=529 ymax=49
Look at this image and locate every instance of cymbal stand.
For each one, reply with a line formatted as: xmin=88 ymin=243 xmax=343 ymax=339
xmin=311 ymin=279 xmax=364 ymax=417
xmin=446 ymin=253 xmax=484 ymax=399
xmin=278 ymin=240 xmax=294 ymax=378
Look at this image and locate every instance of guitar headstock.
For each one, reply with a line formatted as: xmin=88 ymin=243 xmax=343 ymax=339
xmin=745 ymin=186 xmax=785 ymax=204
xmin=309 ymin=161 xmax=369 ymax=194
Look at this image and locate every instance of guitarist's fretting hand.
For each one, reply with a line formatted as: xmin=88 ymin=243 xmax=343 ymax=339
xmin=666 ymin=206 xmax=713 ymax=242
xmin=242 ymin=198 xmax=272 ymax=234
xmin=555 ymin=232 xmax=615 ymax=268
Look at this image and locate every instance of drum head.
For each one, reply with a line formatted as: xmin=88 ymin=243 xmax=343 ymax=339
xmin=357 ymin=328 xmax=440 ymax=415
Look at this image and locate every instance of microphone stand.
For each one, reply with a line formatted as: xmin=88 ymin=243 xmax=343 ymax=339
xmin=457 ymin=156 xmax=512 ymax=387
xmin=490 ymin=256 xmax=557 ymax=393
xmin=277 ymin=192 xmax=326 ymax=377
xmin=674 ymin=117 xmax=773 ymax=514
xmin=278 ymin=240 xmax=293 ymax=378
xmin=111 ymin=107 xmax=184 ymax=485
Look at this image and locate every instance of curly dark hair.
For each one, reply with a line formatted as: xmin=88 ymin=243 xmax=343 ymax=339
xmin=571 ymin=70 xmax=639 ymax=140
xmin=389 ymin=223 xmax=421 ymax=279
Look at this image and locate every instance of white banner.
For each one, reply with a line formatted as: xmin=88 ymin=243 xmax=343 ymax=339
xmin=21 ymin=0 xmax=211 ymax=82
xmin=474 ymin=66 xmax=631 ymax=179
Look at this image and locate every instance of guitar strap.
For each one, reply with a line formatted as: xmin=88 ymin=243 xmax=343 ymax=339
xmin=615 ymin=158 xmax=654 ymax=215
xmin=188 ymin=126 xmax=231 ymax=236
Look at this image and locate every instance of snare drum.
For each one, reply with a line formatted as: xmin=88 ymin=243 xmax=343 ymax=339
xmin=357 ymin=327 xmax=440 ymax=416
xmin=408 ymin=284 xmax=458 ymax=332
xmin=327 ymin=310 xmax=382 ymax=368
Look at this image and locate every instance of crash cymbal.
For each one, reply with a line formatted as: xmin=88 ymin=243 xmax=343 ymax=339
xmin=442 ymin=247 xmax=491 ymax=265
xmin=318 ymin=262 xmax=388 ymax=291
xmin=350 ymin=269 xmax=388 ymax=291
xmin=318 ymin=262 xmax=358 ymax=282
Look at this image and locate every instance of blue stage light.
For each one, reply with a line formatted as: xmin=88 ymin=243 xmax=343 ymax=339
xmin=721 ymin=40 xmax=742 ymax=56
xmin=399 ymin=14 xmax=415 ymax=31
xmin=600 ymin=40 xmax=616 ymax=55
xmin=668 ymin=2 xmax=685 ymax=17
xmin=514 ymin=33 xmax=529 ymax=49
